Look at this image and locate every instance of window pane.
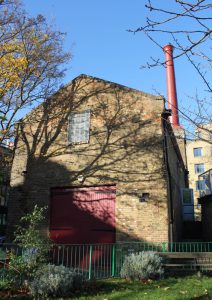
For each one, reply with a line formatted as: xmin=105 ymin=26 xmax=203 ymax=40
xmin=68 ymin=110 xmax=90 ymax=143
xmin=193 ymin=147 xmax=203 ymax=157
xmin=182 ymin=189 xmax=192 ymax=204
xmin=194 ymin=163 xmax=205 ymax=174
xmin=196 ymin=180 xmax=205 ymax=190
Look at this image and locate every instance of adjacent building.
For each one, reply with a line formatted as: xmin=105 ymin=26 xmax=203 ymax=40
xmin=186 ymin=123 xmax=212 ymax=219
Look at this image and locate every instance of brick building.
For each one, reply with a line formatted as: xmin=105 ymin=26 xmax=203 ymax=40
xmin=8 ymin=74 xmax=188 ymax=244
xmin=186 ymin=123 xmax=212 ymax=220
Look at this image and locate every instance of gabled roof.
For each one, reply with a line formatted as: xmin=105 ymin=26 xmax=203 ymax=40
xmin=66 ymin=74 xmax=163 ymax=100
xmin=19 ymin=73 xmax=164 ymax=121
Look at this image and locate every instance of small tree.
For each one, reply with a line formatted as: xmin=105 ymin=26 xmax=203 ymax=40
xmin=14 ymin=205 xmax=51 ymax=259
xmin=9 ymin=205 xmax=52 ymax=280
xmin=0 ymin=0 xmax=71 ymax=145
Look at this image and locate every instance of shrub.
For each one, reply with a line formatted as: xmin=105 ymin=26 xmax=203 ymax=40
xmin=14 ymin=205 xmax=52 ymax=261
xmin=0 ymin=268 xmax=20 ymax=291
xmin=0 ymin=277 xmax=14 ymax=291
xmin=29 ymin=264 xmax=84 ymax=298
xmin=9 ymin=205 xmax=53 ymax=282
xmin=120 ymin=251 xmax=164 ymax=281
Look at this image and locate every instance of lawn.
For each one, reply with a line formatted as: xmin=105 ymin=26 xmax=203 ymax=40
xmin=1 ymin=275 xmax=212 ymax=299
xmin=71 ymin=275 xmax=212 ymax=300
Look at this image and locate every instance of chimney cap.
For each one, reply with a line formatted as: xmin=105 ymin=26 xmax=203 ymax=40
xmin=163 ymin=44 xmax=174 ymax=52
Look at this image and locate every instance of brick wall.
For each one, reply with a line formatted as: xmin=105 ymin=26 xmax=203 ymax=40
xmin=164 ymin=122 xmax=188 ymax=241
xmin=8 ymin=75 xmax=172 ymax=243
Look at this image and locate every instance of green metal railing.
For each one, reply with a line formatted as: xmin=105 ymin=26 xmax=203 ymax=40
xmin=1 ymin=242 xmax=212 ymax=280
xmin=49 ymin=241 xmax=212 ymax=279
xmin=50 ymin=243 xmax=117 ymax=279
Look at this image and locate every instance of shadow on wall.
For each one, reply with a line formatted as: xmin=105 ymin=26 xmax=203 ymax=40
xmin=7 ymin=75 xmax=167 ymax=243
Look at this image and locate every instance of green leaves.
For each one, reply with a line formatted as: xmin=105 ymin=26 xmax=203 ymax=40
xmin=14 ymin=205 xmax=49 ymax=250
xmin=10 ymin=205 xmax=53 ymax=281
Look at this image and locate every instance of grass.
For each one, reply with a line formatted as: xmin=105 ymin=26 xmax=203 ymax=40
xmin=70 ymin=275 xmax=212 ymax=300
xmin=1 ymin=275 xmax=212 ymax=299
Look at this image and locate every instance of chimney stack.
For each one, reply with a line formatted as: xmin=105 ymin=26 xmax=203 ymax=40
xmin=163 ymin=44 xmax=180 ymax=127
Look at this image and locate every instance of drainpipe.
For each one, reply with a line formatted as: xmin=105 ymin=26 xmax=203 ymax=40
xmin=162 ymin=109 xmax=174 ymax=243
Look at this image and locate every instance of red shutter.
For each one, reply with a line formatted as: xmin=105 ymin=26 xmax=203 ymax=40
xmin=50 ymin=186 xmax=116 ymax=244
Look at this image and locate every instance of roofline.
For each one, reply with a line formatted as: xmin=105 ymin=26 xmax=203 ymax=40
xmin=72 ymin=74 xmax=164 ymax=100
xmin=17 ymin=73 xmax=165 ymax=121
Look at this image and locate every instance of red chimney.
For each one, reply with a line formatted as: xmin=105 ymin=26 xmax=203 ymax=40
xmin=163 ymin=44 xmax=180 ymax=127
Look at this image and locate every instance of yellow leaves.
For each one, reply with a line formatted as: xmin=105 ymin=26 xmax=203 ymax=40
xmin=43 ymin=34 xmax=49 ymax=41
xmin=0 ymin=42 xmax=28 ymax=93
xmin=0 ymin=129 xmax=8 ymax=135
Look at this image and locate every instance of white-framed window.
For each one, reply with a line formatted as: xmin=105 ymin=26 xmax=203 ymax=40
xmin=193 ymin=147 xmax=203 ymax=157
xmin=68 ymin=110 xmax=90 ymax=144
xmin=194 ymin=163 xmax=204 ymax=174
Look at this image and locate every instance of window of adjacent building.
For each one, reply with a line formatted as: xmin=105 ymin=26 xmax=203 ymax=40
xmin=194 ymin=163 xmax=205 ymax=174
xmin=0 ymin=213 xmax=6 ymax=225
xmin=182 ymin=189 xmax=193 ymax=204
xmin=0 ymin=184 xmax=9 ymax=206
xmin=193 ymin=147 xmax=203 ymax=157
xmin=196 ymin=180 xmax=205 ymax=190
xmin=68 ymin=110 xmax=90 ymax=144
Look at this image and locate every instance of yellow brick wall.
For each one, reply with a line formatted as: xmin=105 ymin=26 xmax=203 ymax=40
xmin=8 ymin=75 xmax=170 ymax=243
xmin=186 ymin=123 xmax=212 ymax=219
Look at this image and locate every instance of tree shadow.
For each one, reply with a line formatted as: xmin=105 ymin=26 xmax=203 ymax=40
xmin=7 ymin=74 xmax=184 ymax=243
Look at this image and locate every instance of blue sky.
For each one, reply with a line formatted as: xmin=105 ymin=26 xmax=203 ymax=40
xmin=22 ymin=0 xmax=211 ymax=130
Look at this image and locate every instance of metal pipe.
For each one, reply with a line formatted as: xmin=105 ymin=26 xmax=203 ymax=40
xmin=163 ymin=44 xmax=180 ymax=127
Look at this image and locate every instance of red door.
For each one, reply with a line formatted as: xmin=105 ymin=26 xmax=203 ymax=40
xmin=50 ymin=186 xmax=116 ymax=244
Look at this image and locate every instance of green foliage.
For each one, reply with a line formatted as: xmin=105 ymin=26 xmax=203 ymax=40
xmin=0 ymin=277 xmax=14 ymax=291
xmin=120 ymin=251 xmax=164 ymax=281
xmin=9 ymin=205 xmax=53 ymax=281
xmin=0 ymin=268 xmax=19 ymax=291
xmin=8 ymin=251 xmax=33 ymax=281
xmin=29 ymin=264 xmax=84 ymax=298
xmin=14 ymin=205 xmax=51 ymax=252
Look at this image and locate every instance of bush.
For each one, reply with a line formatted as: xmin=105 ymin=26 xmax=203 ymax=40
xmin=9 ymin=205 xmax=53 ymax=283
xmin=29 ymin=264 xmax=84 ymax=298
xmin=120 ymin=251 xmax=164 ymax=281
xmin=0 ymin=268 xmax=20 ymax=291
xmin=14 ymin=205 xmax=52 ymax=261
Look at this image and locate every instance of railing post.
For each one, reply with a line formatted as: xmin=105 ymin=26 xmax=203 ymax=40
xmin=112 ymin=244 xmax=116 ymax=277
xmin=88 ymin=245 xmax=93 ymax=280
xmin=162 ymin=242 xmax=166 ymax=253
